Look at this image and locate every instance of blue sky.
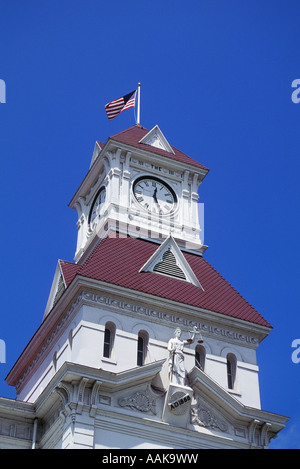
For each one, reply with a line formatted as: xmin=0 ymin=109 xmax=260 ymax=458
xmin=0 ymin=0 xmax=299 ymax=448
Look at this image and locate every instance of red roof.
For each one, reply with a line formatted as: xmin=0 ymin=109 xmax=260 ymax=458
xmin=104 ymin=125 xmax=209 ymax=172
xmin=59 ymin=235 xmax=271 ymax=328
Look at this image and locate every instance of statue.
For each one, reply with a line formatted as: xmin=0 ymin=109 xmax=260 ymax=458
xmin=168 ymin=326 xmax=199 ymax=386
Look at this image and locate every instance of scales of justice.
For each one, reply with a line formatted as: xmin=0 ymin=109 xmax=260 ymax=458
xmin=167 ymin=326 xmax=203 ymax=386
xmin=162 ymin=326 xmax=204 ymax=427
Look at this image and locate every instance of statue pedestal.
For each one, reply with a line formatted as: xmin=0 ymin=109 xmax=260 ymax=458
xmin=162 ymin=383 xmax=193 ymax=428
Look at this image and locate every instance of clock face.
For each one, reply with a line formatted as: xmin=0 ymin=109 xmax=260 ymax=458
xmin=89 ymin=188 xmax=106 ymax=226
xmin=133 ymin=177 xmax=176 ymax=215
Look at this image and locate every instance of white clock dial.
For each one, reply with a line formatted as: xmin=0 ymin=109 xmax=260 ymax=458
xmin=133 ymin=177 xmax=176 ymax=215
xmin=89 ymin=188 xmax=106 ymax=226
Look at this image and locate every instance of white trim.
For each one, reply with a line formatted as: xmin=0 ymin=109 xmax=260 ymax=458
xmin=43 ymin=262 xmax=66 ymax=319
xmin=138 ymin=125 xmax=175 ymax=155
xmin=139 ymin=235 xmax=203 ymax=289
xmin=90 ymin=141 xmax=103 ymax=167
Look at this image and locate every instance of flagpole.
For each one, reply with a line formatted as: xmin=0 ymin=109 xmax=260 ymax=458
xmin=137 ymin=82 xmax=141 ymax=125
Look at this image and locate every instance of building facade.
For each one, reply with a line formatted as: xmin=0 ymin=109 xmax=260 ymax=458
xmin=0 ymin=124 xmax=288 ymax=449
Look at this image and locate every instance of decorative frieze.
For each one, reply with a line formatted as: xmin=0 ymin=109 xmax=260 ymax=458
xmin=130 ymin=156 xmax=182 ymax=180
xmin=191 ymin=400 xmax=228 ymax=433
xmin=118 ymin=387 xmax=158 ymax=415
xmin=81 ymin=291 xmax=259 ymax=346
xmin=0 ymin=418 xmax=32 ymax=442
xmin=15 ymin=284 xmax=259 ymax=395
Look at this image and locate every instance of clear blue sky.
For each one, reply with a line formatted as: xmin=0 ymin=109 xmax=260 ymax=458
xmin=0 ymin=0 xmax=299 ymax=448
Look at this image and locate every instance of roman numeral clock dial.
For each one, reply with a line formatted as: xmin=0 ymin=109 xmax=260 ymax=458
xmin=89 ymin=187 xmax=106 ymax=229
xmin=133 ymin=177 xmax=177 ymax=215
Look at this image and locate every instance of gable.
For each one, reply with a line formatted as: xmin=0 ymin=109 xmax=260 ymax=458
xmin=139 ymin=236 xmax=203 ymax=288
xmin=44 ymin=262 xmax=67 ymax=318
xmin=109 ymin=125 xmax=209 ymax=172
xmin=90 ymin=141 xmax=103 ymax=167
xmin=189 ymin=368 xmax=286 ymax=442
xmin=187 ymin=366 xmax=288 ymax=444
xmin=138 ymin=125 xmax=175 ymax=154
xmin=52 ymin=275 xmax=66 ymax=307
xmin=48 ymin=235 xmax=272 ymax=328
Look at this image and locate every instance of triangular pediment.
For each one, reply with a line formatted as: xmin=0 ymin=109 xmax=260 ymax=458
xmin=187 ymin=366 xmax=287 ymax=446
xmin=138 ymin=125 xmax=175 ymax=154
xmin=43 ymin=261 xmax=67 ymax=319
xmin=140 ymin=236 xmax=203 ymax=289
xmin=188 ymin=367 xmax=245 ymax=436
xmin=90 ymin=141 xmax=103 ymax=167
xmin=191 ymin=387 xmax=232 ymax=435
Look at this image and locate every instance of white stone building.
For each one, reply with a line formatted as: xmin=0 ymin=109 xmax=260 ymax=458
xmin=0 ymin=124 xmax=288 ymax=449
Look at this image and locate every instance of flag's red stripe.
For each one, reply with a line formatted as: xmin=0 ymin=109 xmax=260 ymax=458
xmin=105 ymin=91 xmax=136 ymax=120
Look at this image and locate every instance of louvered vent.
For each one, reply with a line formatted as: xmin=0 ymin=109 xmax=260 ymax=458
xmin=153 ymin=248 xmax=186 ymax=280
xmin=53 ymin=275 xmax=65 ymax=307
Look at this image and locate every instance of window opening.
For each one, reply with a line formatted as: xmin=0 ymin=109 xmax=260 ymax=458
xmin=137 ymin=336 xmax=144 ymax=366
xmin=103 ymin=328 xmax=111 ymax=358
xmin=103 ymin=322 xmax=116 ymax=359
xmin=137 ymin=331 xmax=149 ymax=366
xmin=227 ymin=353 xmax=237 ymax=390
xmin=195 ymin=345 xmax=206 ymax=371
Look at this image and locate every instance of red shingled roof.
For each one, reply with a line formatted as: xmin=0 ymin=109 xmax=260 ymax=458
xmin=59 ymin=235 xmax=271 ymax=328
xmin=105 ymin=125 xmax=209 ymax=172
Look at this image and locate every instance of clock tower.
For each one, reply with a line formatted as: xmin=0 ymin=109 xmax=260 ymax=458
xmin=2 ymin=123 xmax=288 ymax=450
xmin=69 ymin=124 xmax=208 ymax=264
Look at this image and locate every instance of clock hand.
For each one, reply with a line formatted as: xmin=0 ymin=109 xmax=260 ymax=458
xmin=152 ymin=188 xmax=162 ymax=212
xmin=153 ymin=188 xmax=158 ymax=203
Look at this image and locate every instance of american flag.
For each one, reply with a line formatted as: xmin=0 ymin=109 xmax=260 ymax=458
xmin=105 ymin=90 xmax=136 ymax=120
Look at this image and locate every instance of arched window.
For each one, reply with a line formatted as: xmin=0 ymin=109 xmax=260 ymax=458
xmin=226 ymin=353 xmax=237 ymax=390
xmin=137 ymin=331 xmax=149 ymax=366
xmin=195 ymin=345 xmax=206 ymax=371
xmin=103 ymin=322 xmax=116 ymax=359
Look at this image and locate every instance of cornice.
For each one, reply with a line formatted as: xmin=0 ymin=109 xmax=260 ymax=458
xmin=76 ymin=276 xmax=271 ymax=342
xmin=35 ymin=361 xmax=288 ymax=449
xmin=69 ymin=136 xmax=208 ymax=209
xmin=0 ymin=396 xmax=34 ymax=417
xmin=34 ymin=360 xmax=166 ymax=417
xmin=6 ymin=274 xmax=271 ymax=394
xmin=188 ymin=367 xmax=289 ymax=432
xmin=107 ymin=138 xmax=209 ymax=177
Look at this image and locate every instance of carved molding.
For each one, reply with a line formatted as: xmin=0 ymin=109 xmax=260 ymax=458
xmin=0 ymin=418 xmax=32 ymax=442
xmin=15 ymin=284 xmax=259 ymax=393
xmin=82 ymin=291 xmax=259 ymax=346
xmin=248 ymin=419 xmax=275 ymax=448
xmin=118 ymin=386 xmax=160 ymax=415
xmin=191 ymin=399 xmax=229 ymax=433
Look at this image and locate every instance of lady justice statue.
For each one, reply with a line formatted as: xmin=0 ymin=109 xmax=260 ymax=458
xmin=167 ymin=326 xmax=202 ymax=386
